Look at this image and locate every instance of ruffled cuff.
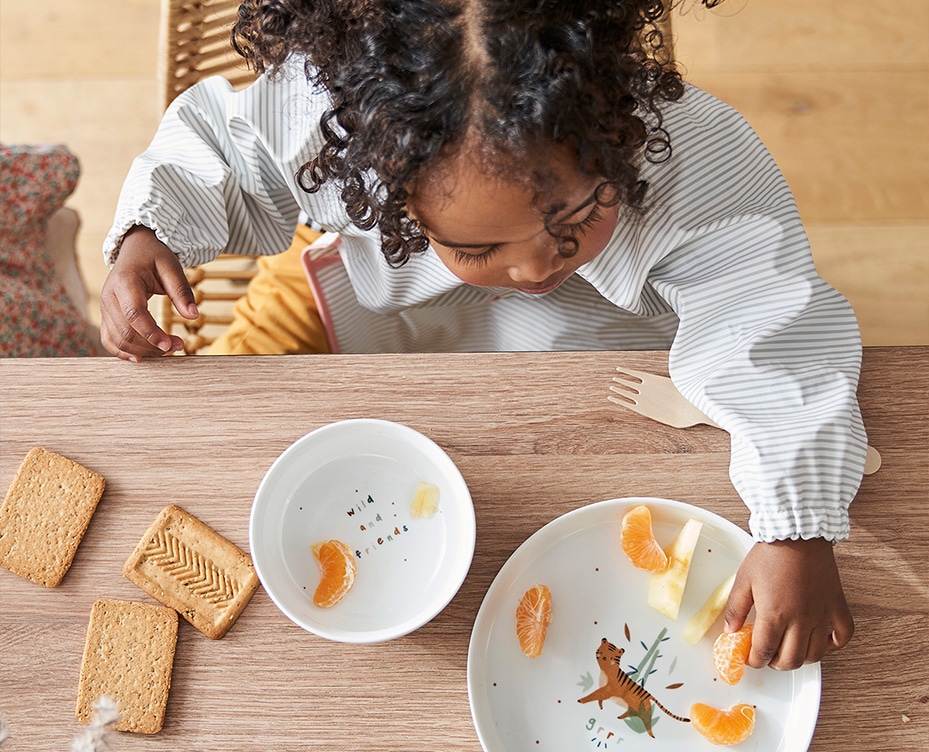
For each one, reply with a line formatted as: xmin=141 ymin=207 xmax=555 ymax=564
xmin=729 ymin=409 xmax=867 ymax=544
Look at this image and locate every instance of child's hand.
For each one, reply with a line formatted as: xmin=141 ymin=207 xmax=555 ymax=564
xmin=723 ymin=538 xmax=854 ymax=670
xmin=100 ymin=226 xmax=198 ymax=361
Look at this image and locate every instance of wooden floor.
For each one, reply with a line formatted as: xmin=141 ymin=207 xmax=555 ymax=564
xmin=1 ymin=0 xmax=927 ymax=345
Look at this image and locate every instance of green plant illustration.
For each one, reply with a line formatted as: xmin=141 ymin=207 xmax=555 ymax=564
xmin=621 ymin=626 xmax=670 ymax=733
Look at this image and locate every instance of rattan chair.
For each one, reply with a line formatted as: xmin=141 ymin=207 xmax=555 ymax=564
xmin=157 ymin=0 xmax=260 ymax=353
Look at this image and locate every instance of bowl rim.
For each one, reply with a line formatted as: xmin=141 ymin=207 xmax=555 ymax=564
xmin=249 ymin=418 xmax=476 ymax=642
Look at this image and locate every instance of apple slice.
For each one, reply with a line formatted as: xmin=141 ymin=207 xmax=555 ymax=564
xmin=410 ymin=481 xmax=440 ymax=519
xmin=681 ymin=572 xmax=736 ymax=645
xmin=646 ymin=518 xmax=703 ymax=620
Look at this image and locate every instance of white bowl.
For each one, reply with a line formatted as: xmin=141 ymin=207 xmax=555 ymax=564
xmin=250 ymin=419 xmax=475 ymax=643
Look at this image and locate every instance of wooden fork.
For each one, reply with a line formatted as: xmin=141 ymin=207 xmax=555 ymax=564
xmin=609 ymin=366 xmax=722 ymax=429
xmin=608 ymin=366 xmax=881 ymax=475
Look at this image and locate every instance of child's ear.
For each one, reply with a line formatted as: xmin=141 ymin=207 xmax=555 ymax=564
xmin=403 ymin=205 xmax=423 ymax=233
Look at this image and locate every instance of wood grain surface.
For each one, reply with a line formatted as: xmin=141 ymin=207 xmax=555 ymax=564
xmin=0 ymin=349 xmax=927 ymax=750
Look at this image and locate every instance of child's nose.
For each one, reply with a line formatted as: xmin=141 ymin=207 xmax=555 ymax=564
xmin=507 ymin=249 xmax=565 ymax=284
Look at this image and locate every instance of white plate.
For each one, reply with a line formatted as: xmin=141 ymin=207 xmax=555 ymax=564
xmin=467 ymin=498 xmax=820 ymax=751
xmin=250 ymin=419 xmax=475 ymax=643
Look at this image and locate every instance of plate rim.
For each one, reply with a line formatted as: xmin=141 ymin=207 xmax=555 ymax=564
xmin=249 ymin=417 xmax=476 ymax=643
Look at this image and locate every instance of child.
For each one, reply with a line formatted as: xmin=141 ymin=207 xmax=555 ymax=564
xmin=100 ymin=0 xmax=864 ymax=671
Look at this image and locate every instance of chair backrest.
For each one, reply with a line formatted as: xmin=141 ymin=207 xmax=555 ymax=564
xmin=159 ymin=0 xmax=256 ymax=110
xmin=157 ymin=0 xmax=260 ymax=353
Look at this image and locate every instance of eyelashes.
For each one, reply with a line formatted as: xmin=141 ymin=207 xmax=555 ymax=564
xmin=446 ymin=204 xmax=605 ymax=267
xmin=555 ymin=204 xmax=603 ymax=235
xmin=452 ymin=245 xmax=500 ymax=267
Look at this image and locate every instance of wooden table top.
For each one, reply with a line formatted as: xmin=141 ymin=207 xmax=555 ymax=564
xmin=1 ymin=349 xmax=927 ymax=750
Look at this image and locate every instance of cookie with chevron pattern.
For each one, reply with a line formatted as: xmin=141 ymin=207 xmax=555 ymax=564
xmin=124 ymin=504 xmax=259 ymax=639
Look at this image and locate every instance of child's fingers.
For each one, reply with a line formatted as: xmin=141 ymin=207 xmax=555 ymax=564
xmin=100 ymin=306 xmax=180 ymax=361
xmin=722 ymin=573 xmax=754 ymax=634
xmin=827 ymin=611 xmax=855 ymax=651
xmin=804 ymin=625 xmax=832 ymax=664
xmin=154 ymin=254 xmax=199 ymax=321
xmin=99 ymin=273 xmax=182 ymax=358
xmin=773 ymin=621 xmax=844 ymax=669
xmin=746 ymin=617 xmax=785 ymax=669
xmin=112 ymin=292 xmax=176 ymax=353
xmin=767 ymin=625 xmax=810 ymax=671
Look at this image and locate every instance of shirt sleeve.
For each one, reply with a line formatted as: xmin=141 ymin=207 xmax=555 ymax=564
xmin=644 ymin=92 xmax=867 ymax=543
xmin=102 ymin=60 xmax=327 ymax=268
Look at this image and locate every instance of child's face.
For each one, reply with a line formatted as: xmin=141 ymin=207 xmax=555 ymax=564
xmin=408 ymin=146 xmax=619 ymax=294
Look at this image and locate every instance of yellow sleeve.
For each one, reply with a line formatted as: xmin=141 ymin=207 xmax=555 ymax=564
xmin=208 ymin=224 xmax=332 ymax=355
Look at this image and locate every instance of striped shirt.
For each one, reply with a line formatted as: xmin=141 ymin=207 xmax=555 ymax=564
xmin=104 ymin=58 xmax=867 ymax=542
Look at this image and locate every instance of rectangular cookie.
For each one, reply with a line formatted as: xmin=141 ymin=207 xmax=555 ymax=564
xmin=76 ymin=598 xmax=178 ymax=734
xmin=0 ymin=447 xmax=106 ymax=587
xmin=124 ymin=504 xmax=259 ymax=639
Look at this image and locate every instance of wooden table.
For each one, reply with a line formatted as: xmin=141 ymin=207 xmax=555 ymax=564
xmin=1 ymin=349 xmax=926 ymax=750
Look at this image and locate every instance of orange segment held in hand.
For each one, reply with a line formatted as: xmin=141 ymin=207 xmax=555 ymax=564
xmin=713 ymin=623 xmax=753 ymax=685
xmin=311 ymin=539 xmax=356 ymax=608
xmin=690 ymin=702 xmax=755 ymax=746
xmin=515 ymin=584 xmax=553 ymax=658
xmin=620 ymin=504 xmax=669 ymax=572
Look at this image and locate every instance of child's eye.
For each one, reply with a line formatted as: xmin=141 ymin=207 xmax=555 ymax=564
xmin=451 ymin=245 xmax=499 ymax=267
xmin=559 ymin=204 xmax=603 ymax=234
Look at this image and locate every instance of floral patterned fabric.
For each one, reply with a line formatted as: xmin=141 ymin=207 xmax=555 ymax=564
xmin=1 ymin=144 xmax=98 ymax=356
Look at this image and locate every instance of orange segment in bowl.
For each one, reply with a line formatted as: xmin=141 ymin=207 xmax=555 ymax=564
xmin=311 ymin=539 xmax=356 ymax=608
xmin=515 ymin=584 xmax=553 ymax=658
xmin=620 ymin=504 xmax=669 ymax=572
xmin=690 ymin=702 xmax=755 ymax=746
xmin=713 ymin=623 xmax=754 ymax=685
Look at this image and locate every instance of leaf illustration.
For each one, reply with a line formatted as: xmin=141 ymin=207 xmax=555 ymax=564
xmin=623 ymin=706 xmax=659 ymax=736
xmin=577 ymin=671 xmax=594 ymax=692
xmin=630 ymin=627 xmax=668 ymax=687
xmin=666 ymin=682 xmax=684 ymax=690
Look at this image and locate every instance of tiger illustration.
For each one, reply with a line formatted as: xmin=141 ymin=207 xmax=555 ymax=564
xmin=578 ymin=637 xmax=690 ymax=738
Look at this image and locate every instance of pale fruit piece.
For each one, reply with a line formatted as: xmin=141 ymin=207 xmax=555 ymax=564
xmin=646 ymin=518 xmax=703 ymax=620
xmin=682 ymin=572 xmax=736 ymax=645
xmin=410 ymin=481 xmax=440 ymax=519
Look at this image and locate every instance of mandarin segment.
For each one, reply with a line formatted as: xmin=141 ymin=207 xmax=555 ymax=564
xmin=620 ymin=504 xmax=669 ymax=572
xmin=713 ymin=623 xmax=754 ymax=685
xmin=311 ymin=539 xmax=356 ymax=608
xmin=515 ymin=584 xmax=553 ymax=658
xmin=690 ymin=702 xmax=756 ymax=746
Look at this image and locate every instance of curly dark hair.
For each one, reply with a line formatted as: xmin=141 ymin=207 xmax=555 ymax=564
xmin=232 ymin=0 xmax=690 ymax=265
